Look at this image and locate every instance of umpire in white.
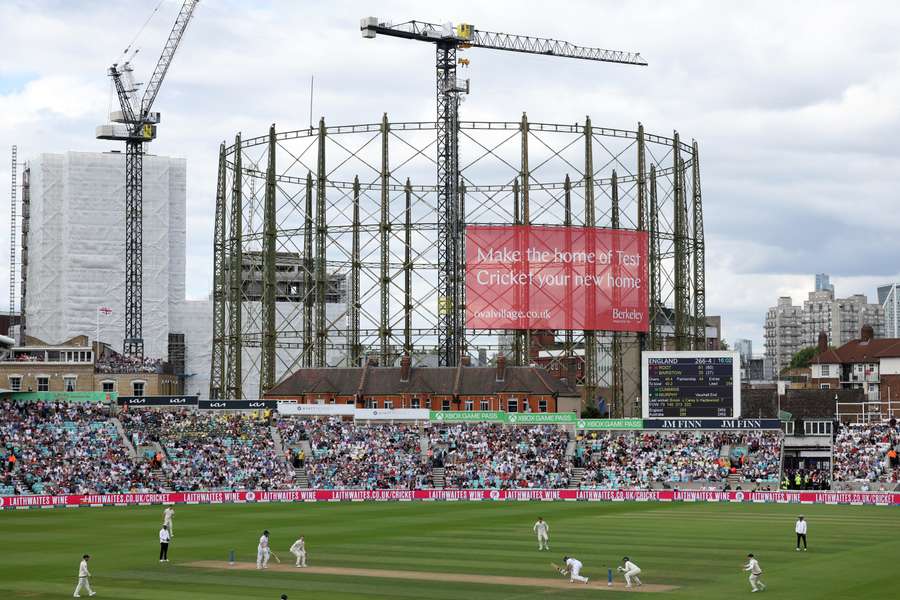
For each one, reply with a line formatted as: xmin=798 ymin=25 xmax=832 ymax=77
xmin=795 ymin=516 xmax=807 ymax=551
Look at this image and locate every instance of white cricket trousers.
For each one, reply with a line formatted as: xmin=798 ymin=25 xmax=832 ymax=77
xmin=624 ymin=567 xmax=642 ymax=586
xmin=164 ymin=518 xmax=173 ymax=535
xmin=749 ymin=574 xmax=766 ymax=591
xmin=537 ymin=533 xmax=549 ymax=550
xmin=73 ymin=576 xmax=94 ymax=596
xmin=257 ymin=548 xmax=270 ymax=569
xmin=292 ymin=549 xmax=307 ymax=567
xmin=570 ymin=565 xmax=588 ymax=583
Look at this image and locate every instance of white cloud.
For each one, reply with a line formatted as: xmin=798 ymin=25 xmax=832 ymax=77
xmin=2 ymin=0 xmax=900 ymax=352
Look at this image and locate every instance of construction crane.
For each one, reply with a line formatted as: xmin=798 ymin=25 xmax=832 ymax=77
xmin=361 ymin=18 xmax=647 ymax=367
xmin=97 ymin=0 xmax=199 ymax=358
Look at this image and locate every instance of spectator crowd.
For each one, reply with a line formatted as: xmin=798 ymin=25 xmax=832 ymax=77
xmin=1 ymin=400 xmax=161 ymax=495
xmin=6 ymin=401 xmax=900 ymax=496
xmin=575 ymin=430 xmax=783 ymax=489
xmin=430 ymin=423 xmax=572 ymax=489
xmin=302 ymin=418 xmax=430 ymax=489
xmin=832 ymin=422 xmax=900 ymax=485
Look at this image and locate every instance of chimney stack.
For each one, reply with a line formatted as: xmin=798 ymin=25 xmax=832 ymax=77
xmin=861 ymin=324 xmax=874 ymax=342
xmin=817 ymin=331 xmax=828 ymax=354
xmin=400 ymin=354 xmax=411 ymax=382
xmin=496 ymin=354 xmax=507 ymax=382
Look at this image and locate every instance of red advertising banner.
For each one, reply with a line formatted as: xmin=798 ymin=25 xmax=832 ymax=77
xmin=3 ymin=489 xmax=898 ymax=509
xmin=465 ymin=225 xmax=648 ymax=331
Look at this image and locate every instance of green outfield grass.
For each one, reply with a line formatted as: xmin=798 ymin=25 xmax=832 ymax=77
xmin=1 ymin=500 xmax=898 ymax=599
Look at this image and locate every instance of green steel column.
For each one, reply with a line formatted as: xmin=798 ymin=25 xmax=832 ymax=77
xmin=563 ymin=174 xmax=573 ymax=366
xmin=260 ymin=124 xmax=277 ymax=394
xmin=692 ymin=141 xmax=706 ymax=350
xmin=210 ymin=142 xmax=227 ymax=399
xmin=637 ymin=123 xmax=647 ymax=231
xmin=404 ymin=178 xmax=413 ymax=355
xmin=520 ymin=113 xmax=531 ymax=364
xmin=611 ymin=170 xmax=623 ymax=417
xmin=351 ymin=175 xmax=361 ymax=366
xmin=303 ymin=172 xmax=314 ymax=367
xmin=227 ymin=133 xmax=243 ymax=400
xmin=511 ymin=178 xmax=522 ymax=366
xmin=315 ymin=118 xmax=327 ymax=366
xmin=649 ymin=165 xmax=659 ymax=351
xmin=380 ymin=114 xmax=391 ymax=365
xmin=583 ymin=116 xmax=597 ymax=405
xmin=673 ymin=132 xmax=689 ymax=350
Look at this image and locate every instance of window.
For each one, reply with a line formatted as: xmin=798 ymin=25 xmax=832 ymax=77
xmin=132 ymin=381 xmax=145 ymax=397
xmin=384 ymin=400 xmax=394 ymax=409
xmin=37 ymin=376 xmax=49 ymax=392
xmin=539 ymin=400 xmax=547 ymax=413
xmin=365 ymin=398 xmax=375 ymax=409
xmin=63 ymin=376 xmax=76 ymax=392
xmin=820 ymin=384 xmax=830 ymax=390
xmin=480 ymin=399 xmax=490 ymax=411
xmin=464 ymin=399 xmax=474 ymax=410
xmin=101 ymin=380 xmax=116 ymax=393
xmin=820 ymin=365 xmax=830 ymax=377
xmin=425 ymin=398 xmax=432 ymax=409
xmin=441 ymin=399 xmax=450 ymax=411
xmin=8 ymin=376 xmax=21 ymax=392
xmin=411 ymin=398 xmax=420 ymax=409
xmin=507 ymin=398 xmax=518 ymax=413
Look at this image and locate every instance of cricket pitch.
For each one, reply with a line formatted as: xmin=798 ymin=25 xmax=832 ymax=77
xmin=185 ymin=561 xmax=679 ymax=592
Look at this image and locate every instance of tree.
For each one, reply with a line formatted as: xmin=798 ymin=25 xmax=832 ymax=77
xmin=789 ymin=346 xmax=818 ymax=370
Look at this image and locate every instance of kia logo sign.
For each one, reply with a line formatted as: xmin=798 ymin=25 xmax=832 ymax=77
xmin=249 ymin=402 xmax=265 ymax=408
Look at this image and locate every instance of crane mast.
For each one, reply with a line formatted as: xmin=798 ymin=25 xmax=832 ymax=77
xmin=97 ymin=0 xmax=199 ymax=358
xmin=361 ymin=18 xmax=646 ymax=367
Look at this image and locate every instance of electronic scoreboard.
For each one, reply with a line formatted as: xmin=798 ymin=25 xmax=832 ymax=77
xmin=641 ymin=351 xmax=741 ymax=419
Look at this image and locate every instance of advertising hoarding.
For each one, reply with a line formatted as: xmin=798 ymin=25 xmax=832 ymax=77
xmin=465 ymin=225 xmax=648 ymax=331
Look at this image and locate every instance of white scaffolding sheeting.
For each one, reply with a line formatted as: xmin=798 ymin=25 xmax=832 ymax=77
xmin=25 ymin=151 xmax=186 ymax=359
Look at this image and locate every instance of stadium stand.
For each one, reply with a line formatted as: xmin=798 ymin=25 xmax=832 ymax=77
xmin=429 ymin=423 xmax=573 ymax=489
xmin=119 ymin=409 xmax=293 ymax=492
xmin=832 ymin=422 xmax=900 ymax=488
xmin=300 ymin=417 xmax=430 ymax=489
xmin=0 ymin=400 xmax=161 ymax=494
xmin=575 ymin=430 xmax=783 ymax=490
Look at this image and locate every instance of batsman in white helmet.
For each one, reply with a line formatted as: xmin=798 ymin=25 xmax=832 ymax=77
xmin=533 ymin=517 xmax=550 ymax=551
xmin=617 ymin=556 xmax=643 ymax=587
xmin=257 ymin=530 xmax=271 ymax=570
xmin=561 ymin=556 xmax=589 ymax=584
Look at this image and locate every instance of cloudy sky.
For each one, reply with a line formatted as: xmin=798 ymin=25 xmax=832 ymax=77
xmin=1 ymin=0 xmax=899 ymax=352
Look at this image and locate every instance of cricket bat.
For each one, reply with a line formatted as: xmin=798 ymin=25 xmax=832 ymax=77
xmin=271 ymin=551 xmax=282 ymax=564
xmin=551 ymin=562 xmax=566 ymax=575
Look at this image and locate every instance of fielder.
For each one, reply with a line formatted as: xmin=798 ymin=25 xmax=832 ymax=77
xmin=617 ymin=556 xmax=642 ymax=588
xmin=73 ymin=554 xmax=96 ymax=597
xmin=743 ymin=553 xmax=767 ymax=593
xmin=795 ymin=516 xmax=808 ymax=551
xmin=290 ymin=536 xmax=307 ymax=568
xmin=561 ymin=556 xmax=589 ymax=584
xmin=163 ymin=506 xmax=175 ymax=536
xmin=533 ymin=517 xmax=550 ymax=551
xmin=257 ymin=530 xmax=271 ymax=570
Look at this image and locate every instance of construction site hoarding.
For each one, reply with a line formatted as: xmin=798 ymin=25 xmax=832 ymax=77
xmin=465 ymin=225 xmax=649 ymax=331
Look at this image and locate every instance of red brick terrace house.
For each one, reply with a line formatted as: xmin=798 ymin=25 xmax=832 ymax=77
xmin=264 ymin=354 xmax=581 ymax=413
xmin=810 ymin=326 xmax=900 ymax=405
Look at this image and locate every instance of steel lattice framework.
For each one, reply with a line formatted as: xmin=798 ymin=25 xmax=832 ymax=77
xmin=211 ymin=118 xmax=706 ymax=413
